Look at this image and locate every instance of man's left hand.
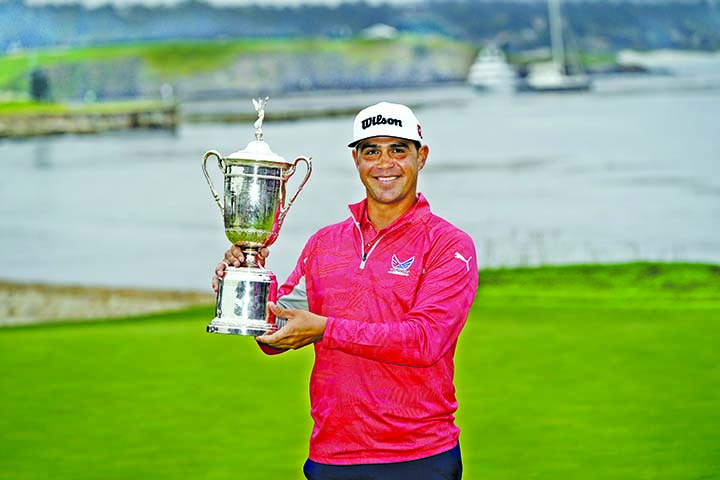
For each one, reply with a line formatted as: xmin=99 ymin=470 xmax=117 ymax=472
xmin=256 ymin=302 xmax=327 ymax=350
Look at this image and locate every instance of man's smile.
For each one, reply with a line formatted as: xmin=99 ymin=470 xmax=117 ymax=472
xmin=374 ymin=175 xmax=401 ymax=183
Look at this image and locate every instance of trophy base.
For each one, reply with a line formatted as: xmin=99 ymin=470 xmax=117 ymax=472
xmin=209 ymin=266 xmax=278 ymax=337
xmin=206 ymin=319 xmax=277 ymax=337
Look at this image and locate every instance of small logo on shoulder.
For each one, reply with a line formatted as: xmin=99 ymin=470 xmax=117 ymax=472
xmin=388 ymin=255 xmax=415 ymax=276
xmin=454 ymin=252 xmax=472 ymax=271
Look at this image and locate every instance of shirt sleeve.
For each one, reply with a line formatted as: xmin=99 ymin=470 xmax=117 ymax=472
xmin=256 ymin=235 xmax=313 ymax=356
xmin=321 ymin=231 xmax=478 ymax=367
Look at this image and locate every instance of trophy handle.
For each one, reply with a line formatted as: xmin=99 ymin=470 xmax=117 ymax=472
xmin=202 ymin=150 xmax=225 ymax=214
xmin=279 ymin=156 xmax=312 ymax=224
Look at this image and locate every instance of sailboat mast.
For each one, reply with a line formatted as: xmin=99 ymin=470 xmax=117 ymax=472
xmin=548 ymin=0 xmax=566 ymax=73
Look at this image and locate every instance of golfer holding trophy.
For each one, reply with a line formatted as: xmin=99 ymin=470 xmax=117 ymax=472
xmin=209 ymin=100 xmax=476 ymax=480
xmin=202 ymin=97 xmax=312 ymax=336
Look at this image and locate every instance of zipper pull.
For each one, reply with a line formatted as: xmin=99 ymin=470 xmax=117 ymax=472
xmin=362 ymin=252 xmax=367 ymax=262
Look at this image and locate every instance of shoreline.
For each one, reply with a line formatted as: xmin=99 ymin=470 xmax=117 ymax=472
xmin=0 ymin=280 xmax=213 ymax=327
xmin=0 ymin=85 xmax=468 ymax=138
xmin=0 ymin=102 xmax=178 ymax=139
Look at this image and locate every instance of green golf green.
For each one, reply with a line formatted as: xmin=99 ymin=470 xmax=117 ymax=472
xmin=1 ymin=262 xmax=718 ymax=479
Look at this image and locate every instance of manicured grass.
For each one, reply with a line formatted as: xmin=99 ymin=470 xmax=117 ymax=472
xmin=0 ymin=99 xmax=173 ymax=117
xmin=0 ymin=306 xmax=315 ymax=479
xmin=457 ymin=303 xmax=719 ymax=479
xmin=1 ymin=263 xmax=718 ymax=479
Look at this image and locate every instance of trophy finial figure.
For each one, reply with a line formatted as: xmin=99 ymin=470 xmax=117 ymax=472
xmin=252 ymin=96 xmax=270 ymax=141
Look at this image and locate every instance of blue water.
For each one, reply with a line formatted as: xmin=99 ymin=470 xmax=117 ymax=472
xmin=1 ymin=77 xmax=719 ymax=290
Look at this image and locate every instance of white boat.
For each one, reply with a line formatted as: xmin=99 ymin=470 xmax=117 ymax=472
xmin=517 ymin=0 xmax=591 ymax=93
xmin=467 ymin=44 xmax=517 ymax=92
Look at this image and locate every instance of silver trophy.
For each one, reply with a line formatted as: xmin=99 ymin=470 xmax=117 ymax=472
xmin=202 ymin=97 xmax=312 ymax=336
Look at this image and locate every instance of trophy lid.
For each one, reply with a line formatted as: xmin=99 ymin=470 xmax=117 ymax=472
xmin=225 ymin=139 xmax=289 ymax=165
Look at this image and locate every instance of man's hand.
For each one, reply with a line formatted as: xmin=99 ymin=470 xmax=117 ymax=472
xmin=212 ymin=245 xmax=269 ymax=292
xmin=256 ymin=302 xmax=327 ymax=350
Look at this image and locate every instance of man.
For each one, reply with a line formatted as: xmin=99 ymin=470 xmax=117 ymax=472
xmin=213 ymin=102 xmax=478 ymax=480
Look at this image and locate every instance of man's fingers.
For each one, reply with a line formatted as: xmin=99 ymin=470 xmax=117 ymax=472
xmin=256 ymin=331 xmax=276 ymax=344
xmin=212 ymin=262 xmax=227 ymax=291
xmin=213 ymin=246 xmax=269 ymax=293
xmin=258 ymin=304 xmax=291 ymax=346
xmin=256 ymin=322 xmax=287 ymax=345
xmin=267 ymin=301 xmax=283 ymax=316
xmin=214 ymin=263 xmax=226 ymax=279
xmin=230 ymin=245 xmax=248 ymax=266
xmin=225 ymin=250 xmax=243 ymax=267
xmin=225 ymin=246 xmax=270 ymax=267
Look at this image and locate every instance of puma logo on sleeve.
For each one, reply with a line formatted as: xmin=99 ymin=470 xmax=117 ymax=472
xmin=453 ymin=252 xmax=472 ymax=271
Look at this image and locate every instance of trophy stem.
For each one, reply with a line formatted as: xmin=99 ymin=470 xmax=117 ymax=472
xmin=242 ymin=247 xmax=261 ymax=268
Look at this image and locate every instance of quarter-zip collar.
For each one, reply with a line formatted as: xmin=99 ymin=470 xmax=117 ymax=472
xmin=349 ymin=194 xmax=432 ymax=269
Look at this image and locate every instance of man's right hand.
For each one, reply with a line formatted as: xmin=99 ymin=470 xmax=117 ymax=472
xmin=212 ymin=245 xmax=269 ymax=292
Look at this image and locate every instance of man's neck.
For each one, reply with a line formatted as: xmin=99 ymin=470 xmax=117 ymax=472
xmin=366 ymin=196 xmax=418 ymax=231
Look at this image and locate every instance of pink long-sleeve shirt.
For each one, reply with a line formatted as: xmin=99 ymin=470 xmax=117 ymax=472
xmin=265 ymin=194 xmax=478 ymax=465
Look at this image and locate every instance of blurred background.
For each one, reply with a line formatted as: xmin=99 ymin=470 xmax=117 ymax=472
xmin=1 ymin=1 xmax=720 ymax=479
xmin=1 ymin=0 xmax=719 ymax=291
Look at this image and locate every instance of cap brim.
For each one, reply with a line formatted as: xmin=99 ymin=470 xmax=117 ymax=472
xmin=348 ymin=136 xmax=420 ymax=148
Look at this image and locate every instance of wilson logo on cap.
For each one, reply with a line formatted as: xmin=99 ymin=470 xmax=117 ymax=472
xmin=361 ymin=114 xmax=403 ymax=130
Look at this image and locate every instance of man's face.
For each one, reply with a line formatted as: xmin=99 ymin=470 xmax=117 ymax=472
xmin=352 ymin=136 xmax=429 ymax=210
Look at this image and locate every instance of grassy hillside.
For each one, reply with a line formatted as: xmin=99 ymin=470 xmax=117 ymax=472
xmin=0 ymin=36 xmax=474 ymax=95
xmin=1 ymin=262 xmax=718 ymax=479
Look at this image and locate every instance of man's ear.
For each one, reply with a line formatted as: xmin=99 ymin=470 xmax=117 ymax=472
xmin=352 ymin=148 xmax=360 ymax=169
xmin=417 ymin=145 xmax=429 ymax=171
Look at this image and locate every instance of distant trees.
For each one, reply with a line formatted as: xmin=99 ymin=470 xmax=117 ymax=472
xmin=29 ymin=69 xmax=51 ymax=102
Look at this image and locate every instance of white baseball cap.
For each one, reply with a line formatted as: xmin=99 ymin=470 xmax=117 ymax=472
xmin=348 ymin=102 xmax=423 ymax=148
